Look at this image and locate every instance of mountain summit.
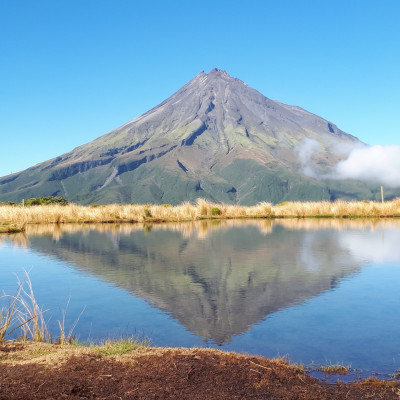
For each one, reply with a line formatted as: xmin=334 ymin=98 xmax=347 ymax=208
xmin=0 ymin=69 xmax=388 ymax=204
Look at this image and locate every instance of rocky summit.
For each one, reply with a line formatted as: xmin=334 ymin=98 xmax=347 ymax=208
xmin=0 ymin=69 xmax=394 ymax=204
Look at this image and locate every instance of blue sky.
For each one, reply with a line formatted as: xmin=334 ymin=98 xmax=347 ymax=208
xmin=1 ymin=0 xmax=399 ymax=177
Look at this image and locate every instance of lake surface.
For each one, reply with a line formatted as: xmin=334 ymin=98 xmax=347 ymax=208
xmin=1 ymin=219 xmax=400 ymax=377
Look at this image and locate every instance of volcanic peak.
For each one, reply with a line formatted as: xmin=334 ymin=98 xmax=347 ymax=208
xmin=0 ymin=69 xmax=383 ymax=205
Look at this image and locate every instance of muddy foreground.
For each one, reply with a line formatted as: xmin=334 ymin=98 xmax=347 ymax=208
xmin=1 ymin=341 xmax=399 ymax=399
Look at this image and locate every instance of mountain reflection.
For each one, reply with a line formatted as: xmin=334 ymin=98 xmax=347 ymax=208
xmin=6 ymin=219 xmax=398 ymax=344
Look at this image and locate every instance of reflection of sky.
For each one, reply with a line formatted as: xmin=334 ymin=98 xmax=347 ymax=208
xmin=224 ymin=264 xmax=400 ymax=374
xmin=299 ymin=232 xmax=325 ymax=272
xmin=2 ymin=223 xmax=400 ymax=375
xmin=338 ymin=228 xmax=400 ymax=264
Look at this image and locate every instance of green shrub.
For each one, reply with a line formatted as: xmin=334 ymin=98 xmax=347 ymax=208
xmin=144 ymin=208 xmax=152 ymax=218
xmin=24 ymin=196 xmax=69 ymax=206
xmin=211 ymin=207 xmax=221 ymax=216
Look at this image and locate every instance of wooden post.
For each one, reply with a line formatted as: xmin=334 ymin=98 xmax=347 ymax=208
xmin=381 ymin=185 xmax=384 ymax=204
xmin=22 ymin=198 xmax=25 ymax=207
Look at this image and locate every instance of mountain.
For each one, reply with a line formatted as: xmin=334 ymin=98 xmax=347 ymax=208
xmin=0 ymin=68 xmax=394 ymax=204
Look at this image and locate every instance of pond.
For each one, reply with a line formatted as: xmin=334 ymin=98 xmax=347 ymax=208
xmin=1 ymin=219 xmax=400 ymax=378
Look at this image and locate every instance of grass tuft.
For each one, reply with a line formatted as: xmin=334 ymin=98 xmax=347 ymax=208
xmin=389 ymin=369 xmax=400 ymax=379
xmin=318 ymin=362 xmax=350 ymax=375
xmin=95 ymin=337 xmax=149 ymax=357
xmin=1 ymin=272 xmax=48 ymax=342
xmin=1 ymin=272 xmax=83 ymax=344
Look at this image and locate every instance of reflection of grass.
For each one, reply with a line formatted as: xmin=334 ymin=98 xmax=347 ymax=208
xmin=0 ymin=223 xmax=24 ymax=233
xmin=1 ymin=198 xmax=400 ymax=225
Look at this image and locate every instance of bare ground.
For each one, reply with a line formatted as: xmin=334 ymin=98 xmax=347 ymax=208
xmin=1 ymin=341 xmax=399 ymax=400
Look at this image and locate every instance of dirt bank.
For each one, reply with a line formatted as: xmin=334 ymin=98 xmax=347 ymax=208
xmin=1 ymin=341 xmax=399 ymax=399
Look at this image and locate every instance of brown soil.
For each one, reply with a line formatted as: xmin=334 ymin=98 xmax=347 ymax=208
xmin=1 ymin=341 xmax=399 ymax=400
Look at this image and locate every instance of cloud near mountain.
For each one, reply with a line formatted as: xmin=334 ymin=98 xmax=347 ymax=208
xmin=330 ymin=145 xmax=400 ymax=188
xmin=296 ymin=138 xmax=400 ymax=189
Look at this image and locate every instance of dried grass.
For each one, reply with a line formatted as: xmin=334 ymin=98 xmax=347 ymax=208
xmin=1 ymin=198 xmax=400 ymax=227
xmin=0 ymin=273 xmax=81 ymax=344
xmin=1 ymin=272 xmax=48 ymax=342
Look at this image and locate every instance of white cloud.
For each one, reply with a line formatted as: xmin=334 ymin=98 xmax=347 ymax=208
xmin=331 ymin=145 xmax=400 ymax=188
xmin=295 ymin=138 xmax=321 ymax=178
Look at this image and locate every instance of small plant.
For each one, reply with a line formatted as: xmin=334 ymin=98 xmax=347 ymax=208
xmin=0 ymin=289 xmax=22 ymax=341
xmin=143 ymin=208 xmax=152 ymax=218
xmin=1 ymin=273 xmax=48 ymax=342
xmin=269 ymin=355 xmax=306 ymax=373
xmin=56 ymin=298 xmax=85 ymax=345
xmin=0 ymin=272 xmax=82 ymax=344
xmin=15 ymin=273 xmax=50 ymax=342
xmin=389 ymin=368 xmax=400 ymax=379
xmin=95 ymin=337 xmax=149 ymax=357
xmin=211 ymin=207 xmax=221 ymax=216
xmin=319 ymin=362 xmax=350 ymax=375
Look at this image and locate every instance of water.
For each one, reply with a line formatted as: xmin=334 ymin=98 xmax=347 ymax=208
xmin=1 ymin=219 xmax=400 ymax=377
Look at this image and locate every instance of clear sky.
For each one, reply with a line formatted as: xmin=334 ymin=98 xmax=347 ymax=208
xmin=1 ymin=0 xmax=399 ymax=177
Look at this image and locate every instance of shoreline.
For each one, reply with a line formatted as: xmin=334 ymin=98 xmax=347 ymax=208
xmin=1 ymin=340 xmax=400 ymax=399
xmin=1 ymin=199 xmax=400 ymax=230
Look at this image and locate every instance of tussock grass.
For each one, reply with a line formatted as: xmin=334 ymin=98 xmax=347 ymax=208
xmin=318 ymin=362 xmax=351 ymax=375
xmin=1 ymin=198 xmax=400 ymax=226
xmin=0 ymin=273 xmax=81 ymax=344
xmin=95 ymin=337 xmax=149 ymax=357
xmin=1 ymin=273 xmax=48 ymax=342
xmin=267 ymin=355 xmax=306 ymax=373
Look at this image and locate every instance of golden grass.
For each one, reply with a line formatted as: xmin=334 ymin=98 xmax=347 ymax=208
xmin=1 ymin=273 xmax=81 ymax=344
xmin=318 ymin=362 xmax=351 ymax=375
xmin=1 ymin=273 xmax=49 ymax=342
xmin=1 ymin=198 xmax=400 ymax=227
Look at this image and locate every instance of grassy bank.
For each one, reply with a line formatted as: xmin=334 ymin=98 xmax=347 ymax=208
xmin=1 ymin=198 xmax=400 ymax=228
xmin=1 ymin=341 xmax=400 ymax=400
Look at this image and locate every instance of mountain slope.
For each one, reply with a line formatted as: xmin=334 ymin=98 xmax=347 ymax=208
xmin=0 ymin=69 xmax=394 ymax=204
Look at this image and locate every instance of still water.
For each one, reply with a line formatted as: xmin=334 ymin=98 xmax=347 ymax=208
xmin=1 ymin=219 xmax=400 ymax=376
